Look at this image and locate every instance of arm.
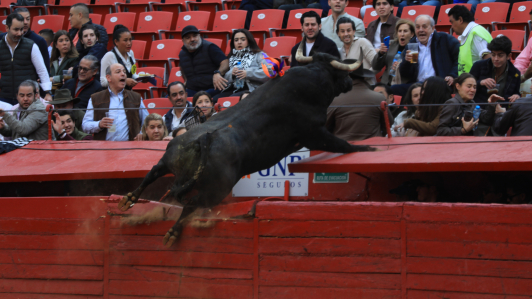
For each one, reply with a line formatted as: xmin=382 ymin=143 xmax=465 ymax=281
xmin=372 ymin=50 xmax=388 ymax=72
xmin=404 ymin=109 xmax=441 ymax=136
xmin=35 ymin=36 xmax=51 ymax=74
xmin=472 ymin=35 xmax=490 ymax=61
xmin=493 ymin=108 xmax=516 ymax=136
xmin=82 ymin=99 xmax=102 ymax=134
xmin=31 ymin=44 xmax=52 ymax=93
xmin=361 ymin=39 xmax=377 ymax=67
xmin=139 ymin=100 xmax=149 ymax=126
xmin=2 ymin=108 xmax=47 ymax=136
xmin=447 ymin=34 xmax=460 ymax=78
xmin=514 ymin=37 xmax=532 ymax=74
xmin=354 ymin=18 xmax=365 ymax=38
xmin=436 ymin=101 xmax=462 ymax=136
xmin=243 ymin=53 xmax=270 ymax=83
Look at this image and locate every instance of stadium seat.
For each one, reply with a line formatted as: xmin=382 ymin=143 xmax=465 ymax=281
xmin=187 ymin=0 xmax=223 ymax=30
xmin=11 ymin=5 xmax=45 ymax=17
xmin=160 ymin=11 xmax=210 ymax=40
xmin=202 ymin=10 xmax=247 ymax=51
xmin=0 ymin=1 xmax=11 ymax=15
xmin=150 ymin=0 xmax=187 ymax=26
xmin=205 ymin=38 xmax=223 ymax=48
xmin=217 ymin=96 xmax=239 ymax=110
xmin=32 ymin=15 xmax=64 ymax=33
xmin=89 ymin=0 xmax=126 ymax=20
xmin=401 ymin=5 xmax=435 ymax=22
xmin=150 ymin=66 xmax=185 ymax=97
xmin=0 ymin=16 xmax=6 ymax=27
xmin=132 ymin=40 xmax=147 ymax=59
xmin=491 ymin=29 xmax=526 ymax=56
xmin=475 ymin=2 xmax=510 ymax=31
xmin=492 ymin=1 xmax=532 ymax=32
xmin=223 ymin=0 xmax=241 ymax=10
xmin=116 ymin=0 xmax=152 ymax=16
xmin=132 ymin=11 xmax=174 ymax=53
xmin=133 ymin=67 xmax=165 ymax=99
xmin=394 ymin=95 xmax=402 ymax=105
xmin=143 ymin=98 xmax=172 ymax=115
xmin=103 ymin=12 xmax=136 ymax=50
xmin=137 ymin=39 xmax=183 ymax=69
xmin=363 ymin=7 xmax=398 ymax=28
xmin=347 ymin=0 xmax=363 ymax=8
xmin=436 ymin=3 xmax=472 ymax=34
xmin=66 ymin=14 xmax=102 ymax=30
xmin=249 ymin=9 xmax=285 ymax=48
xmin=45 ymin=0 xmax=90 ymax=30
xmin=272 ymin=8 xmax=321 ymax=44
xmin=263 ymin=36 xmax=297 ymax=63
xmin=328 ymin=7 xmax=359 ymax=18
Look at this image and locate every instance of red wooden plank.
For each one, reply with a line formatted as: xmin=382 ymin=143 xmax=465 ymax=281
xmin=256 ymin=201 xmax=403 ymax=221
xmin=110 ymin=218 xmax=254 ymax=238
xmin=407 ymin=257 xmax=532 ymax=279
xmin=110 ymin=251 xmax=253 ymax=269
xmin=288 ymin=136 xmax=532 ymax=173
xmin=260 ymin=256 xmax=401 ymax=273
xmin=259 ymin=271 xmax=400 ymax=289
xmin=109 ymin=279 xmax=253 ymax=298
xmin=259 ymin=237 xmax=400 ymax=256
xmin=404 ymin=203 xmax=532 ymax=225
xmin=408 ymin=290 xmax=532 ymax=299
xmin=110 ymin=235 xmax=253 ymax=253
xmin=0 ymin=264 xmax=102 ymax=280
xmin=0 ymin=250 xmax=104 ymax=265
xmin=259 ymin=220 xmax=400 ymax=238
xmin=408 ymin=240 xmax=532 ymax=261
xmin=0 ymin=279 xmax=103 ymax=295
xmin=110 ymin=265 xmax=252 ymax=281
xmin=0 ymin=197 xmax=107 ymax=218
xmin=259 ymin=286 xmax=401 ymax=299
xmin=0 ymin=235 xmax=104 ymax=250
xmin=407 ymin=274 xmax=532 ymax=295
xmin=0 ymin=219 xmax=104 ymax=235
xmin=408 ymin=222 xmax=532 ymax=244
xmin=0 ymin=295 xmax=101 ymax=299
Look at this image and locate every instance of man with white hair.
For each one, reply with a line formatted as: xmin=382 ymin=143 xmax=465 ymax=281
xmin=392 ymin=15 xmax=459 ymax=97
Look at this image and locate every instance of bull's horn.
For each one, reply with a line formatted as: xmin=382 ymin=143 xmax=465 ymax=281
xmin=295 ymin=38 xmax=313 ymax=64
xmin=330 ymin=60 xmax=361 ymax=71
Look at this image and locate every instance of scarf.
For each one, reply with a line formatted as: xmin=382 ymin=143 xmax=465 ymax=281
xmin=229 ymin=47 xmax=255 ymax=70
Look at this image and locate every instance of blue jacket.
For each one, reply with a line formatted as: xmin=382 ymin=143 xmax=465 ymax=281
xmin=399 ymin=31 xmax=459 ymax=83
xmin=469 ymin=58 xmax=521 ymax=104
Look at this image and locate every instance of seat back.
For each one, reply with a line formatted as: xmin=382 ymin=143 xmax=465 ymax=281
xmin=187 ymin=0 xmax=223 ymax=29
xmin=103 ymin=12 xmax=136 ymax=33
xmin=205 ymin=38 xmax=223 ymax=48
xmin=492 ymin=29 xmax=526 ymax=51
xmin=143 ymin=98 xmax=172 ymax=115
xmin=438 ymin=4 xmax=472 ymax=26
xmin=475 ymin=3 xmax=510 ymax=27
xmin=168 ymin=67 xmax=185 ymax=83
xmin=175 ymin=11 xmax=210 ymax=31
xmin=148 ymin=40 xmax=184 ymax=59
xmin=132 ymin=40 xmax=147 ymax=59
xmin=286 ymin=8 xmax=322 ymax=29
xmin=401 ymin=5 xmax=435 ymax=22
xmin=32 ymin=15 xmax=64 ymax=33
xmin=508 ymin=2 xmax=532 ymax=23
xmin=137 ymin=11 xmax=173 ymax=32
xmin=212 ymin=10 xmax=247 ymax=32
xmin=250 ymin=9 xmax=284 ymax=31
xmin=263 ymin=36 xmax=297 ymax=59
xmin=217 ymin=96 xmax=239 ymax=110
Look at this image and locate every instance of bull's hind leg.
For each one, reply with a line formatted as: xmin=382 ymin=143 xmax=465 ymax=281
xmin=302 ymin=127 xmax=377 ymax=153
xmin=118 ymin=160 xmax=170 ymax=211
xmin=162 ymin=204 xmax=196 ymax=247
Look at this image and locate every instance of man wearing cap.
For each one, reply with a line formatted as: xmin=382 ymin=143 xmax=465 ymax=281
xmin=178 ymin=25 xmax=229 ymax=98
xmin=326 ymin=59 xmax=393 ymax=141
xmin=48 ymin=89 xmax=86 ymax=132
xmin=60 ymin=55 xmax=103 ymax=110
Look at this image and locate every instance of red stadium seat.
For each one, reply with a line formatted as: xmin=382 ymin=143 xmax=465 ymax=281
xmin=263 ymin=36 xmax=296 ymax=63
xmin=150 ymin=0 xmax=187 ymax=26
xmin=328 ymin=7 xmax=359 ymax=18
xmin=0 ymin=16 xmax=6 ymax=27
xmin=143 ymin=98 xmax=172 ymax=115
xmin=394 ymin=95 xmax=402 ymax=105
xmin=202 ymin=10 xmax=247 ymax=51
xmin=32 ymin=15 xmax=64 ymax=33
xmin=491 ymin=29 xmax=526 ymax=57
xmin=132 ymin=11 xmax=174 ymax=53
xmin=347 ymin=0 xmax=363 ymax=8
xmin=0 ymin=1 xmax=11 ymax=15
xmin=137 ymin=39 xmax=183 ymax=69
xmin=103 ymin=12 xmax=136 ymax=50
xmin=272 ymin=8 xmax=321 ymax=44
xmin=249 ymin=9 xmax=284 ymax=48
xmin=133 ymin=67 xmax=165 ymax=99
xmin=436 ymin=4 xmax=472 ymax=34
xmin=401 ymin=5 xmax=435 ymax=22
xmin=151 ymin=66 xmax=185 ymax=96
xmin=132 ymin=40 xmax=147 ymax=59
xmin=116 ymin=0 xmax=152 ymax=17
xmin=11 ymin=5 xmax=45 ymax=17
xmin=186 ymin=0 xmax=223 ymax=30
xmin=205 ymin=38 xmax=223 ymax=48
xmin=89 ymin=0 xmax=126 ymax=20
xmin=168 ymin=67 xmax=185 ymax=83
xmin=475 ymin=2 xmax=510 ymax=31
xmin=492 ymin=1 xmax=532 ymax=32
xmin=160 ymin=11 xmax=211 ymax=40
xmin=222 ymin=0 xmax=241 ymax=10
xmin=363 ymin=7 xmax=398 ymax=28
xmin=217 ymin=96 xmax=239 ymax=110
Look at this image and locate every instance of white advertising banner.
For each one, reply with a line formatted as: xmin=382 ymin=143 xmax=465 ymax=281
xmin=232 ymin=148 xmax=309 ymax=197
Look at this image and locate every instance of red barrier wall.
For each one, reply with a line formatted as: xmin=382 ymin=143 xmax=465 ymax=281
xmin=1 ymin=197 xmax=532 ymax=298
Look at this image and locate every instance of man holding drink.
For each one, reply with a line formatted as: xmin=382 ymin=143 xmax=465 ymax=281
xmin=391 ymin=15 xmax=460 ymax=97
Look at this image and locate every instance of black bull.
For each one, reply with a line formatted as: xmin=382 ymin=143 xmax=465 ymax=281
xmin=118 ymin=52 xmax=376 ymax=247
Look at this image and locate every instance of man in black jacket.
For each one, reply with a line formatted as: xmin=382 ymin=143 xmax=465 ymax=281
xmin=60 ymin=55 xmax=103 ymax=110
xmin=492 ymin=96 xmax=532 ymax=136
xmin=68 ymin=3 xmax=108 ymax=55
xmin=290 ymin=10 xmax=340 ymax=67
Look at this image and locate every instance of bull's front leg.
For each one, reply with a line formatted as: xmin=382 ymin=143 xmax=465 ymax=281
xmin=301 ymin=127 xmax=377 ymax=153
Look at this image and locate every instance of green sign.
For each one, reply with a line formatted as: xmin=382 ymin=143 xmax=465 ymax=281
xmin=313 ymin=172 xmax=349 ymax=183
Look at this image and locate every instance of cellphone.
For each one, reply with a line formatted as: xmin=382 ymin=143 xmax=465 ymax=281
xmin=463 ymin=111 xmax=473 ymax=122
xmin=383 ymin=36 xmax=390 ymax=48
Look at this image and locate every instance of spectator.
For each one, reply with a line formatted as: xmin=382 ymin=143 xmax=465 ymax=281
xmin=366 ymin=0 xmax=400 ymax=49
xmin=448 ymin=5 xmax=492 ymax=75
xmin=82 ymin=63 xmax=149 ymax=141
xmin=402 ymin=76 xmax=450 ymax=136
xmin=175 ymin=91 xmax=217 ymax=136
xmin=397 ymin=0 xmax=441 ymax=17
xmin=391 ymin=82 xmax=422 ymax=136
xmin=372 ymin=82 xmax=394 ymax=104
xmin=163 ymin=81 xmax=194 ymax=133
xmin=373 ymin=19 xmax=415 ymax=85
xmin=179 ymin=26 xmax=229 ymax=97
xmin=451 ymin=0 xmax=479 ymax=15
xmin=239 ymin=91 xmax=251 ymax=101
xmin=0 ymin=14 xmax=52 ymax=106
xmin=48 ymin=89 xmax=86 ymax=132
xmin=278 ymin=0 xmax=322 ymax=29
xmin=68 ymin=3 xmax=108 ymax=54
xmin=61 ymin=55 xmax=103 ymax=110
xmin=290 ymin=11 xmax=340 ymax=67
xmin=326 ymin=60 xmax=393 ymax=141
xmin=469 ymin=35 xmax=521 ymax=104
xmin=38 ymin=28 xmax=53 ymax=59
xmin=100 ymin=25 xmax=139 ymax=90
xmin=0 ymin=80 xmax=48 ymax=140
xmin=437 ymin=73 xmax=500 ymax=136
xmin=321 ymin=0 xmax=364 ymax=48
xmin=239 ymin=0 xmax=272 ymax=29
xmin=393 ymin=15 xmax=459 ymax=97
xmin=0 ymin=101 xmax=13 ymax=140
xmin=337 ymin=17 xmax=377 ymax=84
xmin=77 ymin=23 xmax=106 ymax=62
xmin=50 ymin=30 xmax=79 ymax=90
xmin=213 ymin=29 xmax=270 ymax=103
xmin=492 ymin=84 xmax=532 ymax=136
xmin=135 ymin=113 xmax=172 ymax=141
xmin=514 ymin=10 xmax=532 ymax=89
xmin=51 ymin=110 xmax=93 ymax=140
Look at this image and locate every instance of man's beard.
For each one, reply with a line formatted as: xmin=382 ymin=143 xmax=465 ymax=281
xmin=185 ymin=38 xmax=202 ymax=52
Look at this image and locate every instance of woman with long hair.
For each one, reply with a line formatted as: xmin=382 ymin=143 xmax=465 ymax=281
xmin=50 ymin=30 xmax=79 ymax=88
xmin=135 ymin=113 xmax=172 ymax=141
xmin=392 ymin=83 xmax=422 ymax=136
xmin=100 ymin=24 xmax=138 ymax=89
xmin=212 ymin=29 xmax=270 ymax=103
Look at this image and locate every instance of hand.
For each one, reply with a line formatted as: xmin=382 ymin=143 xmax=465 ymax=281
xmin=234 ymin=68 xmax=247 ymax=79
xmin=133 ymin=133 xmax=143 ymax=141
xmin=99 ymin=117 xmax=114 ymax=129
xmin=508 ymin=94 xmax=520 ymax=103
xmin=391 ymin=61 xmax=399 ymax=71
xmin=68 ymin=67 xmax=73 ymax=71
xmin=445 ymin=76 xmax=453 ymax=86
xmin=461 ymin=117 xmax=478 ymax=133
xmin=393 ymin=123 xmax=404 ymax=131
xmin=126 ymin=78 xmax=138 ymax=87
xmin=480 ymin=78 xmax=496 ymax=89
xmin=404 ymin=50 xmax=412 ymax=63
xmin=213 ymin=73 xmax=228 ymax=90
xmin=44 ymin=93 xmax=52 ymax=103
xmin=495 ymin=104 xmax=506 ymax=114
xmin=163 ymin=136 xmax=173 ymax=141
xmin=488 ymin=94 xmax=505 ymax=103
xmin=52 ymin=112 xmax=63 ymax=134
xmin=49 ymin=77 xmax=54 ymax=83
xmin=378 ymin=43 xmax=388 ymax=54
xmin=0 ymin=109 xmax=4 ymax=117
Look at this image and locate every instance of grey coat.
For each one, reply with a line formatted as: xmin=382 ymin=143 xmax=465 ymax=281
xmin=224 ymin=51 xmax=270 ymax=92
xmin=372 ymin=41 xmax=407 ymax=86
xmin=0 ymin=100 xmax=48 ymax=140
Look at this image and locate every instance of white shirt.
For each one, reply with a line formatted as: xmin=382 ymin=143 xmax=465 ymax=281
xmin=165 ymin=102 xmax=192 ymax=131
xmin=100 ymin=47 xmax=139 ymax=87
xmin=458 ymin=22 xmax=490 ymax=63
xmin=417 ymin=32 xmax=436 ymax=82
xmin=373 ymin=22 xmax=383 ymax=49
xmin=305 ymin=42 xmax=315 ymax=56
xmin=47 ymin=45 xmax=52 ymax=58
xmin=3 ymin=35 xmax=52 ymax=93
xmin=82 ymin=88 xmax=149 ymax=141
xmin=0 ymin=101 xmax=13 ymax=141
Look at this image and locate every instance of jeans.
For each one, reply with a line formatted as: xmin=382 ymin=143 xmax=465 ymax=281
xmin=278 ymin=3 xmax=322 ymax=28
xmin=397 ymin=0 xmax=441 ymax=17
xmin=186 ymin=88 xmax=221 ymax=100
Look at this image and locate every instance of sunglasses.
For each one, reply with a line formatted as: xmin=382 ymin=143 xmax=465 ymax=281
xmin=78 ymin=67 xmax=94 ymax=73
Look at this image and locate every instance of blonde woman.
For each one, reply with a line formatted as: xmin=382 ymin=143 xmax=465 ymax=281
xmin=135 ymin=113 xmax=173 ymax=141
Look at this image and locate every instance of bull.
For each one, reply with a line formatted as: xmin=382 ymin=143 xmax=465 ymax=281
xmin=118 ymin=47 xmax=376 ymax=247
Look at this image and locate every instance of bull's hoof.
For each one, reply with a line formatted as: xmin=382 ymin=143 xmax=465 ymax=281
xmin=118 ymin=193 xmax=137 ymax=211
xmin=162 ymin=228 xmax=179 ymax=248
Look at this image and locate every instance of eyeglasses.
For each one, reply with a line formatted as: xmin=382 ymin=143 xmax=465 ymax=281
xmin=78 ymin=67 xmax=94 ymax=73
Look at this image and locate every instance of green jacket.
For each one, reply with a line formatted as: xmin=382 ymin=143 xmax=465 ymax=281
xmin=51 ymin=56 xmax=79 ymax=83
xmin=458 ymin=25 xmax=492 ymax=75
